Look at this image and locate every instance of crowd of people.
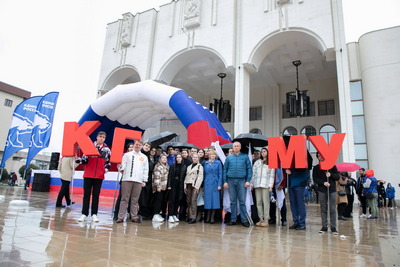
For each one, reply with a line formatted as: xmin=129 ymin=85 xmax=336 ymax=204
xmin=54 ymin=133 xmax=397 ymax=234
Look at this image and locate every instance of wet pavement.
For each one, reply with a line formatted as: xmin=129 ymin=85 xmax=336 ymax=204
xmin=0 ymin=186 xmax=399 ymax=266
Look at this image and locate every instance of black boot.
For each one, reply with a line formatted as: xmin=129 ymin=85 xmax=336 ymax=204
xmin=205 ymin=210 xmax=211 ymax=223
xmin=210 ymin=210 xmax=216 ymax=224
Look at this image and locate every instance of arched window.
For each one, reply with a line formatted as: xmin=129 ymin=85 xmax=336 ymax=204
xmin=301 ymin=126 xmax=317 ymax=152
xmin=250 ymin=128 xmax=262 ymax=135
xmin=283 ymin=127 xmax=297 ymax=136
xmin=320 ymin=125 xmax=336 ymax=143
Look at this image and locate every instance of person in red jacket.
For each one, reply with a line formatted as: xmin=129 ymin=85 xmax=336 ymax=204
xmin=77 ymin=131 xmax=111 ymax=222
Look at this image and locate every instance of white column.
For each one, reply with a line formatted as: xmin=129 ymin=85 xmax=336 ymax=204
xmin=271 ymin=85 xmax=281 ymax=137
xmin=331 ymin=0 xmax=355 ymax=163
xmin=234 ymin=66 xmax=250 ymax=136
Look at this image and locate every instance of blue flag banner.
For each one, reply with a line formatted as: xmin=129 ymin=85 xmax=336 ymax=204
xmin=0 ymin=96 xmax=43 ymax=168
xmin=26 ymin=92 xmax=59 ymax=168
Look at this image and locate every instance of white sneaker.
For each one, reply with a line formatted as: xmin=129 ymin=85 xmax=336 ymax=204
xmin=92 ymin=214 xmax=99 ymax=222
xmin=152 ymin=214 xmax=164 ymax=222
xmin=173 ymin=215 xmax=180 ymax=222
xmin=168 ymin=216 xmax=175 ymax=223
xmin=78 ymin=214 xmax=87 ymax=222
xmin=367 ymin=214 xmax=372 ymax=219
xmin=359 ymin=214 xmax=367 ymax=218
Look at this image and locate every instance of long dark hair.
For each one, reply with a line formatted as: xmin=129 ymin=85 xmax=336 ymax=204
xmin=261 ymin=147 xmax=268 ymax=165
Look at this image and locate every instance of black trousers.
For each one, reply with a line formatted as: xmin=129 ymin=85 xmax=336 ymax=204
xmin=168 ymin=185 xmax=180 ymax=217
xmin=358 ymin=194 xmax=367 ymax=214
xmin=56 ymin=179 xmax=71 ymax=206
xmin=343 ymin=194 xmax=354 ymax=217
xmin=269 ymin=188 xmax=287 ymax=223
xmin=82 ymin=178 xmax=103 ymax=216
xmin=153 ymin=190 xmax=168 ymax=216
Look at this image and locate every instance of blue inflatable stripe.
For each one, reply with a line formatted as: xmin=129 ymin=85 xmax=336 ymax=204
xmin=169 ymin=90 xmax=205 ymax=127
xmin=78 ymin=106 xmax=143 ymax=145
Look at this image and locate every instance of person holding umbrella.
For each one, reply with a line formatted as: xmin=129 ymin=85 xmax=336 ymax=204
xmin=312 ymin=152 xmax=339 ymax=234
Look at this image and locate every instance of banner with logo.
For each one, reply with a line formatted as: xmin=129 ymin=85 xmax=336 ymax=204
xmin=26 ymin=92 xmax=59 ymax=168
xmin=0 ymin=96 xmax=43 ymax=168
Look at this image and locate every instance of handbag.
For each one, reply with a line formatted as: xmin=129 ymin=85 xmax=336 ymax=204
xmin=366 ymin=192 xmax=374 ymax=200
xmin=338 ymin=190 xmax=347 ymax=196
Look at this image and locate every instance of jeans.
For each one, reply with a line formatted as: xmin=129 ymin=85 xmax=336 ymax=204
xmin=228 ymin=179 xmax=247 ymax=223
xmin=289 ymin=186 xmax=306 ymax=226
xmin=318 ymin=191 xmax=336 ymax=228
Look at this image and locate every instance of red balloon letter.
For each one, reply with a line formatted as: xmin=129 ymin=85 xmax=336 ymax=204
xmin=309 ymin=133 xmax=346 ymax=170
xmin=110 ymin=128 xmax=142 ymax=163
xmin=62 ymin=121 xmax=101 ymax=157
xmin=268 ymin=135 xmax=308 ymax=169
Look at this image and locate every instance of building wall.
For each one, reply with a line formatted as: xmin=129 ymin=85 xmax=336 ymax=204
xmin=358 ymin=26 xmax=400 ymax=184
xmin=0 ymin=90 xmax=24 ymax=151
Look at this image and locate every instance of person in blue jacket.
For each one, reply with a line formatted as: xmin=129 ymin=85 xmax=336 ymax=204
xmin=363 ymin=169 xmax=378 ymax=219
xmin=386 ymin=183 xmax=396 ymax=209
xmin=203 ymin=150 xmax=223 ymax=224
xmin=223 ymin=142 xmax=252 ymax=227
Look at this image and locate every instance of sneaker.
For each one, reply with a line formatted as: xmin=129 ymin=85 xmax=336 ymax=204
xmin=168 ymin=216 xmax=175 ymax=223
xmin=173 ymin=215 xmax=180 ymax=222
xmin=367 ymin=214 xmax=372 ymax=219
xmin=359 ymin=214 xmax=367 ymax=218
xmin=331 ymin=227 xmax=339 ymax=235
xmin=255 ymin=221 xmax=262 ymax=227
xmin=319 ymin=227 xmax=328 ymax=233
xmin=152 ymin=214 xmax=164 ymax=222
xmin=78 ymin=214 xmax=87 ymax=222
xmin=92 ymin=214 xmax=99 ymax=222
xmin=260 ymin=220 xmax=268 ymax=227
xmin=289 ymin=224 xmax=298 ymax=229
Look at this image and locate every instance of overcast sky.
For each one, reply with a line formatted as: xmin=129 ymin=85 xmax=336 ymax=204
xmin=0 ymin=0 xmax=399 ymax=154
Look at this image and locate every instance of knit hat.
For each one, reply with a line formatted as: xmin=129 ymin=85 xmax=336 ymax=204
xmin=365 ymin=169 xmax=374 ymax=177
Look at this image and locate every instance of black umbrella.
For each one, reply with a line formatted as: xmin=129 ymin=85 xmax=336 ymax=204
xmin=173 ymin=142 xmax=198 ymax=150
xmin=145 ymin=131 xmax=177 ymax=147
xmin=220 ymin=143 xmax=233 ymax=152
xmin=232 ymin=133 xmax=268 ymax=148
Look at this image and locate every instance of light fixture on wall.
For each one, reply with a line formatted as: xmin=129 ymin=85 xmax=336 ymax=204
xmin=209 ymin=73 xmax=231 ymax=123
xmin=286 ymin=60 xmax=311 ymax=117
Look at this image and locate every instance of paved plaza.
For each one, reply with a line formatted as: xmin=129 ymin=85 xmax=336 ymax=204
xmin=0 ymin=186 xmax=399 ymax=266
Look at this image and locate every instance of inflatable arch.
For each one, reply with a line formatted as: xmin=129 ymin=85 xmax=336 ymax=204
xmin=78 ymin=80 xmax=232 ymax=148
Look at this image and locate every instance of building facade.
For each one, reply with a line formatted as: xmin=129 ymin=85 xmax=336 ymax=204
xmin=97 ymin=0 xmax=400 ymax=187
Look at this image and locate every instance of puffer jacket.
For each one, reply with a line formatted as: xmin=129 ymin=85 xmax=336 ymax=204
xmin=251 ymin=159 xmax=275 ymax=189
xmin=152 ymin=162 xmax=169 ymax=191
xmin=80 ymin=142 xmax=111 ymax=179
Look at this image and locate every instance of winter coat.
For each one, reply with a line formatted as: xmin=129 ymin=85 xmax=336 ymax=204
xmin=386 ymin=184 xmax=396 ymax=199
xmin=223 ymin=152 xmax=252 ymax=183
xmin=167 ymin=162 xmax=187 ymax=201
xmin=58 ymin=157 xmax=76 ymax=182
xmin=152 ymin=162 xmax=169 ymax=192
xmin=251 ymin=159 xmax=275 ymax=189
xmin=362 ymin=170 xmax=378 ymax=194
xmin=203 ymin=160 xmax=222 ymax=209
xmin=184 ymin=163 xmax=204 ymax=190
xmin=336 ymin=176 xmax=348 ymax=204
xmin=80 ymin=142 xmax=111 ymax=179
xmin=119 ymin=150 xmax=149 ymax=183
xmin=312 ymin=164 xmax=339 ymax=194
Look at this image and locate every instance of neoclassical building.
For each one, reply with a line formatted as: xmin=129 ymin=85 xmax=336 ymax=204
xmin=96 ymin=0 xmax=400 ymax=187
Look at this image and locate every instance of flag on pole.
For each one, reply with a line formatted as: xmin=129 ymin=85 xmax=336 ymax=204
xmin=0 ymin=96 xmax=43 ymax=168
xmin=275 ymin=167 xmax=285 ymax=210
xmin=26 ymin=92 xmax=59 ymax=168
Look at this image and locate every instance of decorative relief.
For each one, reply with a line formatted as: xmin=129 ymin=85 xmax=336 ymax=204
xmin=120 ymin=13 xmax=134 ymax=48
xmin=184 ymin=0 xmax=201 ymax=29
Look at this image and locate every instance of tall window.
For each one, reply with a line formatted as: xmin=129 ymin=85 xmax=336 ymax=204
xmin=250 ymin=106 xmax=262 ymax=121
xmin=320 ymin=125 xmax=336 ymax=143
xmin=4 ymin=99 xmax=13 ymax=107
xmin=301 ymin=126 xmax=317 ymax=152
xmin=351 ymin=81 xmax=368 ymax=169
xmin=318 ymin=100 xmax=335 ymax=116
xmin=283 ymin=126 xmax=297 ymax=136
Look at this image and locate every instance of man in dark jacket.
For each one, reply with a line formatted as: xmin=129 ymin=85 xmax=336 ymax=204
xmin=77 ymin=131 xmax=111 ymax=223
xmin=356 ymin=168 xmax=367 ymax=218
xmin=313 ymin=152 xmax=339 ymax=235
